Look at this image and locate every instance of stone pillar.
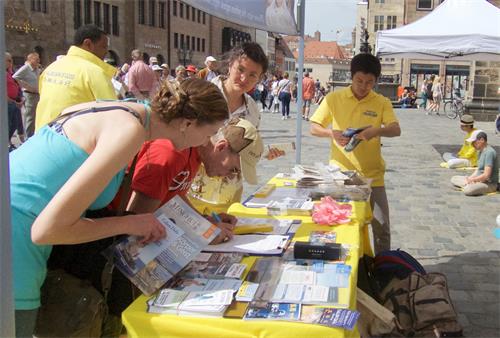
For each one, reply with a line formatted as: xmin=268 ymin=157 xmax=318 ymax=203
xmin=466 ymin=61 xmax=500 ymax=121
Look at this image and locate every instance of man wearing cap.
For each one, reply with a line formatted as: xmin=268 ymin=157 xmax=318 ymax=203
xmin=451 ymin=130 xmax=498 ymax=196
xmin=123 ymin=117 xmax=264 ymax=243
xmin=442 ymin=114 xmax=478 ymax=169
xmin=161 ymin=63 xmax=175 ymax=82
xmin=186 ymin=65 xmax=198 ymax=79
xmin=198 ymin=56 xmax=218 ymax=82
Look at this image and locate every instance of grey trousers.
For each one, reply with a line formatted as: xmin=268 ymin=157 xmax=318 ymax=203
xmin=23 ymin=92 xmax=39 ymax=137
xmin=15 ymin=308 xmax=38 ymax=338
xmin=370 ymin=186 xmax=391 ymax=254
xmin=451 ymin=175 xmax=498 ymax=196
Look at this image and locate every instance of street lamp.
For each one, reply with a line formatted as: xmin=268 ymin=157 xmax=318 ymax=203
xmin=177 ymin=42 xmax=192 ymax=67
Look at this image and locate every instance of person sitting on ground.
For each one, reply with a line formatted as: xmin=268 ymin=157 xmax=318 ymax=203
xmin=451 ymin=130 xmax=498 ymax=196
xmin=399 ymin=89 xmax=412 ymax=108
xmin=442 ymin=115 xmax=478 ymax=169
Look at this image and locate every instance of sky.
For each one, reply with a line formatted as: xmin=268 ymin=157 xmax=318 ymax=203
xmin=304 ymin=0 xmax=358 ymax=45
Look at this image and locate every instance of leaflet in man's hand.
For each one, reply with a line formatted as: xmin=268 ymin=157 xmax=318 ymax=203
xmin=108 ymin=195 xmax=220 ymax=295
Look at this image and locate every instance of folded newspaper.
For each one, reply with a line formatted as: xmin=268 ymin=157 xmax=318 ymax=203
xmin=107 ymin=195 xmax=220 ymax=295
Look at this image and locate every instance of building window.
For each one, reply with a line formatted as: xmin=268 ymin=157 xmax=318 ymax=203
xmin=374 ymin=15 xmax=384 ymax=32
xmin=192 ymin=7 xmax=195 ymax=21
xmin=149 ymin=0 xmax=156 ymax=26
xmin=112 ymin=5 xmax=119 ymax=36
xmin=197 ymin=10 xmax=201 ymax=23
xmin=180 ymin=3 xmax=184 ymax=18
xmin=191 ymin=36 xmax=195 ymax=50
xmin=202 ymin=12 xmax=206 ymax=24
xmin=172 ymin=0 xmax=177 ymax=16
xmin=174 ymin=33 xmax=179 ymax=48
xmin=74 ymin=0 xmax=81 ymax=29
xmin=197 ymin=37 xmax=200 ymax=51
xmin=386 ymin=15 xmax=396 ymax=29
xmin=202 ymin=38 xmax=205 ymax=52
xmin=417 ymin=0 xmax=432 ymax=10
xmin=180 ymin=34 xmax=185 ymax=48
xmin=31 ymin=0 xmax=47 ymax=13
xmin=94 ymin=1 xmax=101 ymax=27
xmin=84 ymin=0 xmax=91 ymax=24
xmin=103 ymin=3 xmax=110 ymax=33
xmin=186 ymin=35 xmax=190 ymax=49
xmin=138 ymin=0 xmax=145 ymax=24
xmin=159 ymin=1 xmax=165 ymax=28
xmin=375 ymin=0 xmax=385 ymax=3
xmin=186 ymin=5 xmax=190 ymax=19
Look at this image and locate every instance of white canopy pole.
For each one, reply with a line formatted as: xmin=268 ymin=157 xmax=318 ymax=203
xmin=0 ymin=6 xmax=16 ymax=337
xmin=295 ymin=0 xmax=305 ymax=164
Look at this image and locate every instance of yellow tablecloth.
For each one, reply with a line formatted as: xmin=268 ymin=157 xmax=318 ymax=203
xmin=122 ymin=176 xmax=373 ymax=338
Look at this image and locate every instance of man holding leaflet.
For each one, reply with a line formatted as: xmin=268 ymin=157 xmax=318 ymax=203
xmin=123 ymin=118 xmax=264 ymax=244
xmin=309 ymin=53 xmax=401 ymax=254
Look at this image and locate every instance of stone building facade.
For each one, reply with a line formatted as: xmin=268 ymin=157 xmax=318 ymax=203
xmin=5 ymin=0 xmax=66 ymax=66
xmin=5 ymin=0 xmax=256 ymax=72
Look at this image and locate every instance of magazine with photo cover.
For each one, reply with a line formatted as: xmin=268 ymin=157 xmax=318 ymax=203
xmin=179 ymin=252 xmax=246 ymax=279
xmin=108 ymin=195 xmax=220 ymax=295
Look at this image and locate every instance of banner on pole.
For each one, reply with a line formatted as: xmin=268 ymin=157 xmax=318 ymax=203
xmin=184 ymin=0 xmax=299 ymax=36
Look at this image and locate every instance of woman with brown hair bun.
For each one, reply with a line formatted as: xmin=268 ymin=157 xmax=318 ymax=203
xmin=9 ymin=78 xmax=228 ymax=337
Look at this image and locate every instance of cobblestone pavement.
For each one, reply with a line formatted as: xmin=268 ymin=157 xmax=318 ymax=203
xmin=246 ymin=103 xmax=500 ymax=338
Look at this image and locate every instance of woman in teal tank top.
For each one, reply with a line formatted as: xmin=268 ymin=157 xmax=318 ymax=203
xmin=9 ymin=78 xmax=229 ymax=336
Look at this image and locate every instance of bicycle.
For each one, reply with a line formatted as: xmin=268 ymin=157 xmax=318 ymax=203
xmin=444 ymin=96 xmax=464 ymax=119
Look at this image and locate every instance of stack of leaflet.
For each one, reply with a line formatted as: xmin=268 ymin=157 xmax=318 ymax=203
xmin=148 ymin=276 xmax=243 ymax=317
xmin=243 ymin=187 xmax=314 ymax=216
xmin=293 ymin=163 xmax=350 ymax=188
xmin=268 ymin=262 xmax=352 ymax=307
xmin=147 ymin=289 xmax=235 ymax=317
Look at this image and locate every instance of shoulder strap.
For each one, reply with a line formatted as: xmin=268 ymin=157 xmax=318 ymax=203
xmin=51 ymin=105 xmax=143 ymax=127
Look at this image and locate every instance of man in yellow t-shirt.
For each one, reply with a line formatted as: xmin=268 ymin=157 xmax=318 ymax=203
xmin=442 ymin=115 xmax=477 ymax=168
xmin=35 ymin=24 xmax=117 ymax=130
xmin=310 ymin=53 xmax=401 ymax=254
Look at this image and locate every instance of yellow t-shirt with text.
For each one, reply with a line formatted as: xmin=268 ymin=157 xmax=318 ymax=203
xmin=35 ymin=46 xmax=117 ymax=130
xmin=457 ymin=129 xmax=478 ymax=167
xmin=310 ymin=86 xmax=398 ymax=187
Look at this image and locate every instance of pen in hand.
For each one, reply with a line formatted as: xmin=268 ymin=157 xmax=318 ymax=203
xmin=211 ymin=212 xmax=230 ymax=242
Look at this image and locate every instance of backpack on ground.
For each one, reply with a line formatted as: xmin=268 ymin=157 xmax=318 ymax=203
xmin=379 ymin=272 xmax=463 ymax=337
xmin=374 ymin=249 xmax=427 ymax=290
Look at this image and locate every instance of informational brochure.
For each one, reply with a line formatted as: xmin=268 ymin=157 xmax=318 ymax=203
xmin=168 ymin=277 xmax=243 ymax=293
xmin=108 ymin=196 xmax=220 ymax=295
xmin=148 ymin=289 xmax=234 ymax=317
xmin=268 ymin=262 xmax=351 ymax=306
xmin=244 ymin=302 xmax=301 ymax=321
xmin=203 ymin=234 xmax=290 ymax=256
xmin=301 ymin=306 xmax=360 ymax=330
